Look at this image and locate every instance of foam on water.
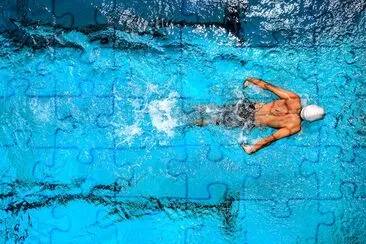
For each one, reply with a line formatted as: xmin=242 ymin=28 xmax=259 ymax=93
xmin=29 ymin=98 xmax=52 ymax=122
xmin=114 ymin=122 xmax=143 ymax=146
xmin=148 ymin=92 xmax=180 ymax=138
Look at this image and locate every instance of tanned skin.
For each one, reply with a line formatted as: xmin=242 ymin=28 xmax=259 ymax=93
xmin=196 ymin=77 xmax=302 ymax=154
xmin=242 ymin=77 xmax=302 ymax=154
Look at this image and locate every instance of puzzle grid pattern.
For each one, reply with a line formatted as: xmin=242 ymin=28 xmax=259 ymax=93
xmin=0 ymin=0 xmax=366 ymax=243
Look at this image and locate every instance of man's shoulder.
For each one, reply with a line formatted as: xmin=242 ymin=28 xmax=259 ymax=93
xmin=287 ymin=98 xmax=301 ymax=109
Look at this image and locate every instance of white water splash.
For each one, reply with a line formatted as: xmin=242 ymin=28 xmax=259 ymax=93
xmin=148 ymin=92 xmax=180 ymax=137
xmin=29 ymin=98 xmax=52 ymax=122
xmin=114 ymin=122 xmax=143 ymax=146
xmin=237 ymin=133 xmax=248 ymax=144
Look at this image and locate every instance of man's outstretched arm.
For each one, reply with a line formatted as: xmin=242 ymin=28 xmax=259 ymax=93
xmin=242 ymin=126 xmax=300 ymax=154
xmin=244 ymin=77 xmax=299 ymax=99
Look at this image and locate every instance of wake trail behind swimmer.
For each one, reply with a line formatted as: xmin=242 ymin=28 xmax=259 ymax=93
xmin=184 ymin=99 xmax=256 ymax=130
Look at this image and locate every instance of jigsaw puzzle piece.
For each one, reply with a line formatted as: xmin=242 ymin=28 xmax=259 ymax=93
xmin=258 ymin=51 xmax=318 ymax=95
xmin=318 ymin=96 xmax=364 ymax=148
xmin=25 ymin=50 xmax=98 ymax=98
xmin=240 ymin=0 xmax=279 ymax=47
xmin=181 ymin=0 xmax=222 ymax=23
xmin=244 ymin=144 xmax=318 ymax=202
xmin=317 ymin=53 xmax=361 ymax=98
xmin=184 ymin=185 xmax=246 ymax=243
xmin=187 ymin=184 xmax=244 ymax=241
xmin=2 ymin=79 xmax=57 ymax=152
xmin=233 ymin=48 xmax=318 ymax=99
xmin=339 ymin=146 xmax=366 ymax=198
xmin=128 ymin=51 xmax=182 ymax=98
xmin=54 ymin=60 xmax=95 ymax=97
xmin=106 ymin=211 xmax=189 ymax=243
xmin=24 ymin=56 xmax=60 ymax=97
xmin=26 ymin=97 xmax=58 ymax=147
xmin=33 ymin=148 xmax=91 ymax=183
xmin=96 ymin=96 xmax=149 ymax=148
xmin=147 ymin=0 xmax=191 ymax=23
xmin=93 ymin=1 xmax=112 ymax=26
xmin=0 ymin=0 xmax=17 ymax=31
xmin=113 ymin=145 xmax=188 ymax=198
xmin=32 ymin=147 xmax=133 ymax=194
xmin=27 ymin=0 xmax=54 ymax=24
xmin=0 ymin=75 xmax=29 ymax=98
xmin=316 ymin=182 xmax=366 ymax=243
xmin=55 ymin=94 xmax=115 ymax=163
xmin=0 ymin=129 xmax=43 ymax=182
xmin=0 ymin=147 xmax=18 ymax=183
xmin=17 ymin=205 xmax=71 ymax=243
xmin=81 ymin=48 xmax=129 ymax=97
xmin=180 ymin=31 xmax=244 ymax=102
xmin=97 ymin=197 xmax=207 ymax=244
xmin=243 ymin=0 xmax=318 ymax=47
xmin=94 ymin=0 xmax=149 ymax=32
xmin=49 ymin=0 xmax=74 ymax=28
xmin=0 ymin=95 xmax=58 ymax=180
xmin=82 ymin=149 xmax=123 ymax=186
xmin=0 ymin=207 xmax=34 ymax=243
xmin=168 ymin=143 xmax=261 ymax=200
xmin=0 ymin=98 xmax=33 ymax=148
xmin=47 ymin=202 xmax=117 ymax=243
xmin=300 ymin=145 xmax=355 ymax=199
xmin=243 ymin=198 xmax=334 ymax=243
xmin=54 ymin=0 xmax=110 ymax=28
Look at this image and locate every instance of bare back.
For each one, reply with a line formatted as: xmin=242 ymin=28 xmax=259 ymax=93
xmin=255 ymin=98 xmax=302 ymax=129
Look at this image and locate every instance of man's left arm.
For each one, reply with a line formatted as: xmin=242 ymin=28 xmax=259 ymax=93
xmin=242 ymin=127 xmax=300 ymax=154
xmin=244 ymin=77 xmax=300 ymax=100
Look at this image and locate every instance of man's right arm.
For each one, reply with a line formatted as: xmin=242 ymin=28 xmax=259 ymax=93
xmin=244 ymin=77 xmax=300 ymax=100
xmin=242 ymin=126 xmax=301 ymax=154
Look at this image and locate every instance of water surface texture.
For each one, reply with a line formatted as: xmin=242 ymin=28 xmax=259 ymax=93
xmin=0 ymin=0 xmax=366 ymax=243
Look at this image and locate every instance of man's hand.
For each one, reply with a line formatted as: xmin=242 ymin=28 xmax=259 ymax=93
xmin=244 ymin=77 xmax=300 ymax=99
xmin=243 ymin=80 xmax=251 ymax=89
xmin=245 ymin=77 xmax=259 ymax=83
xmin=243 ymin=79 xmax=251 ymax=89
xmin=242 ymin=144 xmax=253 ymax=154
xmin=245 ymin=77 xmax=266 ymax=88
xmin=243 ymin=77 xmax=268 ymax=91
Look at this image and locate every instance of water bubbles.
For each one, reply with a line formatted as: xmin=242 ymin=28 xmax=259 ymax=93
xmin=114 ymin=123 xmax=143 ymax=147
xmin=148 ymin=92 xmax=180 ymax=138
xmin=29 ymin=98 xmax=52 ymax=122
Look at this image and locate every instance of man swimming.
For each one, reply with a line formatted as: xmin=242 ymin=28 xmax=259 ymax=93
xmin=192 ymin=77 xmax=325 ymax=154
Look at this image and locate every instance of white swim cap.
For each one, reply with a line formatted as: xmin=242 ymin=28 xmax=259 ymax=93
xmin=300 ymin=105 xmax=325 ymax=121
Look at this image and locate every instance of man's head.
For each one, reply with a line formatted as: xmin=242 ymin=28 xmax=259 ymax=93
xmin=300 ymin=105 xmax=325 ymax=122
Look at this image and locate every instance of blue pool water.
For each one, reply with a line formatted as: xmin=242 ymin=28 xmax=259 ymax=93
xmin=0 ymin=1 xmax=366 ymax=243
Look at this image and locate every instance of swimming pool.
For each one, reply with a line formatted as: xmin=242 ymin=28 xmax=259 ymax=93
xmin=0 ymin=0 xmax=365 ymax=243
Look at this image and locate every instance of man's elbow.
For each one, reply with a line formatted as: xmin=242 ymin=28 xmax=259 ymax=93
xmin=291 ymin=126 xmax=301 ymax=134
xmin=286 ymin=93 xmax=300 ymax=99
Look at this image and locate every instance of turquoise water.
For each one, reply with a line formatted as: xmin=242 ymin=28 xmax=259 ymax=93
xmin=0 ymin=24 xmax=365 ymax=243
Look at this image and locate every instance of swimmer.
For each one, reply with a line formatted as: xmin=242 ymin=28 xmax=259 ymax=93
xmin=192 ymin=77 xmax=325 ymax=154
